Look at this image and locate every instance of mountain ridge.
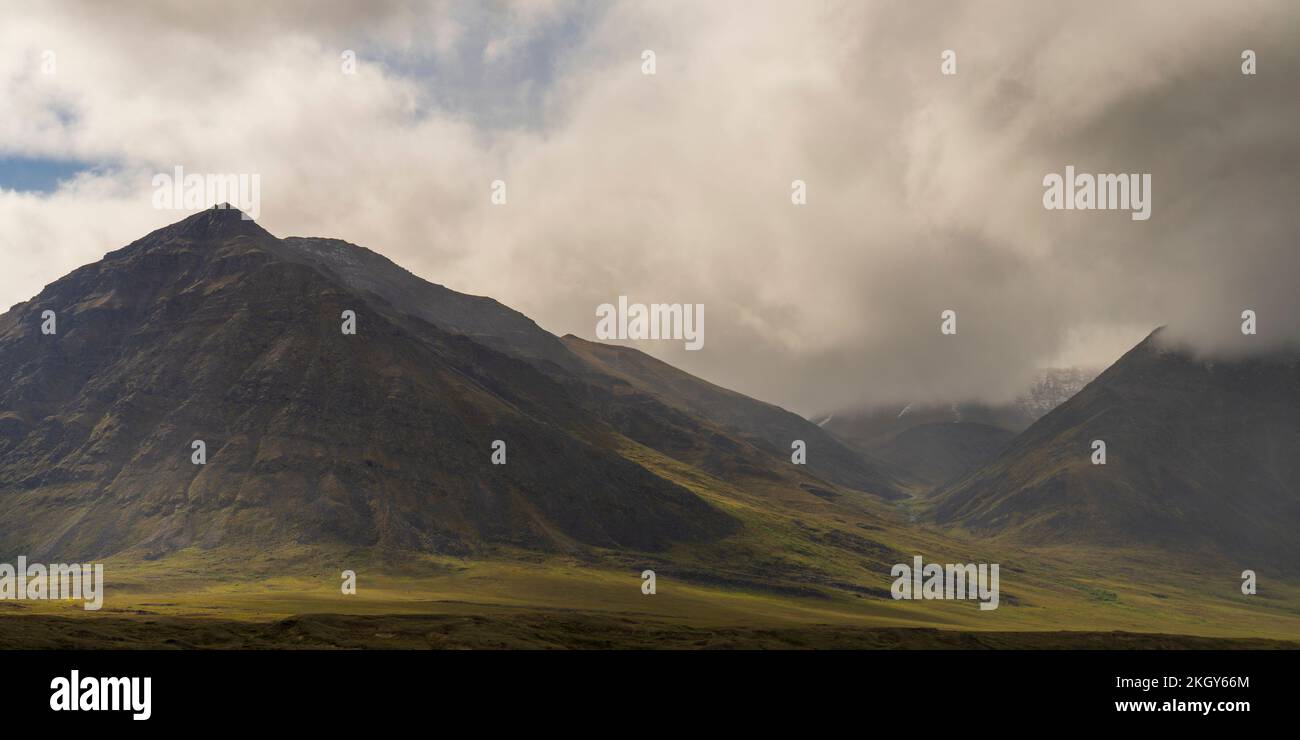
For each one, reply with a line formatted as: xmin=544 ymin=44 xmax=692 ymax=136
xmin=929 ymin=329 xmax=1300 ymax=565
xmin=0 ymin=208 xmax=743 ymax=559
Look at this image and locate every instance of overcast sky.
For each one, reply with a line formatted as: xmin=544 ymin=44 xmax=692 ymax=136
xmin=2 ymin=0 xmax=1297 ymax=415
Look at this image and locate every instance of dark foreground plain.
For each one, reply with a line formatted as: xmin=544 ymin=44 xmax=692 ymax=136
xmin=2 ymin=612 xmax=1296 ymax=650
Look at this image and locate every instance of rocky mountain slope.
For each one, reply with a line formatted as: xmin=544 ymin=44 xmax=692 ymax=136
xmin=0 ymin=208 xmax=742 ymax=559
xmin=929 ymin=330 xmax=1300 ymax=564
xmin=0 ymin=207 xmax=905 ymax=562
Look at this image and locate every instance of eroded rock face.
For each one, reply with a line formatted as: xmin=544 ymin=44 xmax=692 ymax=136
xmin=0 ymin=207 xmax=737 ymax=560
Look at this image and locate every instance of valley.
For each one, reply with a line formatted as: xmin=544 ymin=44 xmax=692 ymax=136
xmin=1 ymin=207 xmax=1297 ymax=649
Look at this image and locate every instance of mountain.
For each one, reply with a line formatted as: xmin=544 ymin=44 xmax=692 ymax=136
xmin=929 ymin=329 xmax=1300 ymax=564
xmin=5 ymin=207 xmax=1300 ymax=647
xmin=819 ymin=368 xmax=1094 ymax=489
xmin=561 ymin=335 xmax=904 ymax=498
xmin=868 ymin=422 xmax=1015 ymax=489
xmin=267 ymin=229 xmax=901 ymax=500
xmin=0 ymin=207 xmax=742 ymax=560
xmin=273 ymin=236 xmax=584 ymax=372
xmin=0 ymin=206 xmax=907 ymax=564
xmin=1014 ymin=367 xmax=1095 ymax=421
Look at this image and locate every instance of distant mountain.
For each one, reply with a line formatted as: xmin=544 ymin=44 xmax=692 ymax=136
xmin=819 ymin=368 xmax=1094 ymax=489
xmin=1013 ymin=367 xmax=1096 ymax=422
xmin=869 ymin=422 xmax=1015 ymax=489
xmin=929 ymin=330 xmax=1300 ymax=564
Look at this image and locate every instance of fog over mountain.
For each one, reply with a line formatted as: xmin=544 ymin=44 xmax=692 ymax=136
xmin=2 ymin=0 xmax=1297 ymax=415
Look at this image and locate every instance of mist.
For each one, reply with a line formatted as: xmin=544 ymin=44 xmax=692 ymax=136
xmin=2 ymin=0 xmax=1296 ymax=415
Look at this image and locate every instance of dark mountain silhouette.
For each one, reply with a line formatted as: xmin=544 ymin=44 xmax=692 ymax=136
xmin=869 ymin=422 xmax=1015 ymax=489
xmin=274 ymin=235 xmax=583 ymax=372
xmin=0 ymin=206 xmax=904 ymax=562
xmin=0 ymin=207 xmax=740 ymax=559
xmin=930 ymin=329 xmax=1300 ymax=564
xmin=267 ymin=231 xmax=900 ymax=499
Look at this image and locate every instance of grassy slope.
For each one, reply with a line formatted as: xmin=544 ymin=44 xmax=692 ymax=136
xmin=3 ymin=373 xmax=1296 ymax=649
xmin=5 ymin=440 xmax=1299 ymax=647
xmin=3 ymin=545 xmax=1297 ymax=648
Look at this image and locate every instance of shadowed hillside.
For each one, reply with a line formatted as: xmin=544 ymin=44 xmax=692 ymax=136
xmin=930 ymin=329 xmax=1300 ymax=566
xmin=0 ymin=208 xmax=739 ymax=559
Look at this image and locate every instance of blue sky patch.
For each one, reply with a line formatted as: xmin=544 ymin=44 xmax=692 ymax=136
xmin=0 ymin=156 xmax=99 ymax=193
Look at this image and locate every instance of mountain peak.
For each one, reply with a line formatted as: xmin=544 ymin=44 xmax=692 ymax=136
xmin=931 ymin=330 xmax=1300 ymax=564
xmin=0 ymin=209 xmax=744 ymax=558
xmin=162 ymin=204 xmax=273 ymax=242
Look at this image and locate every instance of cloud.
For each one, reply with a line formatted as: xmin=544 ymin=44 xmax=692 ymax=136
xmin=1 ymin=0 xmax=1297 ymax=415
